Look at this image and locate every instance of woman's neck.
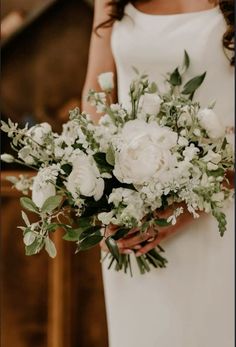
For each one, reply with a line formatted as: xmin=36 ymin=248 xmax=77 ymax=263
xmin=134 ymin=0 xmax=218 ymax=15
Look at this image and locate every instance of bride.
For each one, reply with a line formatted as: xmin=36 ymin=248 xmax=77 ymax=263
xmin=82 ymin=1 xmax=234 ymax=346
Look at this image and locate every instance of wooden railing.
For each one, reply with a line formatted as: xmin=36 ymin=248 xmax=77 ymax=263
xmin=1 ymin=170 xmax=71 ymax=347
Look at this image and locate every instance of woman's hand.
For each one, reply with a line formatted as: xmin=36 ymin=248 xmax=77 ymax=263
xmin=115 ymin=203 xmax=199 ymax=256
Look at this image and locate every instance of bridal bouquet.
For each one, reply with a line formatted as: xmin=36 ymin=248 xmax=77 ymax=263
xmin=1 ymin=51 xmax=234 ymax=275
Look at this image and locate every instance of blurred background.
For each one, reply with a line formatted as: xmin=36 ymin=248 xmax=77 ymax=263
xmin=1 ymin=1 xmax=109 ymax=346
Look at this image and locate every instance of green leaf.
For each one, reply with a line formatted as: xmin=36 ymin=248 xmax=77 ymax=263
xmin=61 ymin=164 xmax=72 ymax=175
xmin=207 ymin=168 xmax=225 ymax=177
xmin=25 ymin=238 xmax=43 ymax=256
xmin=93 ymin=152 xmax=113 ymax=173
xmin=23 ymin=231 xmax=36 ymax=246
xmin=79 ymin=225 xmax=101 ymax=240
xmin=77 ymin=216 xmax=92 ymax=229
xmin=79 ymin=235 xmax=103 ymax=250
xmin=169 ymin=68 xmax=182 ymax=86
xmin=20 ymin=197 xmax=39 ymax=213
xmin=46 ymin=223 xmax=67 ymax=232
xmin=182 ymin=72 xmax=206 ymax=95
xmin=154 ymin=218 xmax=171 ymax=227
xmin=105 ymin=236 xmax=120 ymax=263
xmin=221 ymin=138 xmax=228 ymax=150
xmin=106 ymin=145 xmax=115 ymax=166
xmin=182 ymin=50 xmax=190 ymax=70
xmin=21 ymin=211 xmax=30 ymax=226
xmin=41 ymin=195 xmax=63 ymax=213
xmin=112 ymin=228 xmax=129 ymax=241
xmin=63 ymin=228 xmax=84 ymax=241
xmin=132 ymin=66 xmax=139 ymax=75
xmin=45 ymin=237 xmax=57 ymax=258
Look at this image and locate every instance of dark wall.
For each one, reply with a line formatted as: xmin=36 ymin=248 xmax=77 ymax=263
xmin=1 ymin=0 xmax=93 ymax=130
xmin=1 ymin=2 xmax=109 ymax=346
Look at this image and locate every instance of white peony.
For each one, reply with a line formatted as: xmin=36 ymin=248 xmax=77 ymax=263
xmin=197 ymin=108 xmax=224 ymax=139
xmin=98 ymin=72 xmax=114 ymax=91
xmin=66 ymin=153 xmax=104 ymax=201
xmin=28 ymin=122 xmax=52 ymax=145
xmin=113 ymin=119 xmax=177 ymax=185
xmin=140 ymin=93 xmax=162 ymax=116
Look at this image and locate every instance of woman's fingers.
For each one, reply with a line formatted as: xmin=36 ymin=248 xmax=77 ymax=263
xmin=117 ymin=228 xmax=155 ymax=249
xmin=135 ymin=230 xmax=169 ymax=256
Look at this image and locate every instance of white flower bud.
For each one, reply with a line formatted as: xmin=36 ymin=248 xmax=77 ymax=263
xmin=140 ymin=93 xmax=162 ymax=116
xmin=98 ymin=72 xmax=114 ymax=91
xmin=1 ymin=153 xmax=15 ymax=163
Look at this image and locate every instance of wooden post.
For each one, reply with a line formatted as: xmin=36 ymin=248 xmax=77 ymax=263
xmin=47 ymin=230 xmax=71 ymax=347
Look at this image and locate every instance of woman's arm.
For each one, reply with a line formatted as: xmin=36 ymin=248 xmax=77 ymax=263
xmin=82 ymin=0 xmax=117 ymax=123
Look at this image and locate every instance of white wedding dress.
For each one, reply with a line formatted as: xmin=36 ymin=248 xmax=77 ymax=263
xmin=102 ymin=4 xmax=234 ymax=347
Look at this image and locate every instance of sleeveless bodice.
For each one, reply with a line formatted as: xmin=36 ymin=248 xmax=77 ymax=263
xmin=111 ymin=4 xmax=234 ymax=128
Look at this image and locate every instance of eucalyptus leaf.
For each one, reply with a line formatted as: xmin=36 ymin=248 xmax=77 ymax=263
xmin=20 ymin=197 xmax=39 ymax=213
xmin=23 ymin=231 xmax=36 ymax=246
xmin=169 ymin=68 xmax=182 ymax=86
xmin=45 ymin=237 xmax=57 ymax=258
xmin=25 ymin=238 xmax=43 ymax=256
xmin=79 ymin=234 xmax=103 ymax=250
xmin=21 ymin=211 xmax=30 ymax=226
xmin=41 ymin=195 xmax=63 ymax=213
xmin=105 ymin=237 xmax=120 ymax=262
xmin=182 ymin=72 xmax=206 ymax=95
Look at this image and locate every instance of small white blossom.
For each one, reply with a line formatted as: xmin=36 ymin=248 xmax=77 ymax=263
xmin=140 ymin=93 xmax=162 ymax=116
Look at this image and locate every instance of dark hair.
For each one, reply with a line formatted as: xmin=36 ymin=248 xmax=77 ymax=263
xmin=96 ymin=0 xmax=234 ymax=65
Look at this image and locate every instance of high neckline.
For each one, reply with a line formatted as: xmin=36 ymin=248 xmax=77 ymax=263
xmin=128 ymin=3 xmax=220 ymax=18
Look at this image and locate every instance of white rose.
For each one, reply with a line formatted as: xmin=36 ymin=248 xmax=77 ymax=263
xmin=140 ymin=93 xmax=162 ymax=116
xmin=197 ymin=108 xmax=224 ymax=139
xmin=28 ymin=122 xmax=52 ymax=145
xmin=113 ymin=119 xmax=177 ymax=185
xmin=98 ymin=72 xmax=114 ymax=91
xmin=1 ymin=153 xmax=14 ymax=163
xmin=66 ymin=154 xmax=104 ymax=201
xmin=32 ymin=178 xmax=56 ymax=208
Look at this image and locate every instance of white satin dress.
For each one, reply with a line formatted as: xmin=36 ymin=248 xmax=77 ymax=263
xmin=102 ymin=4 xmax=235 ymax=347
